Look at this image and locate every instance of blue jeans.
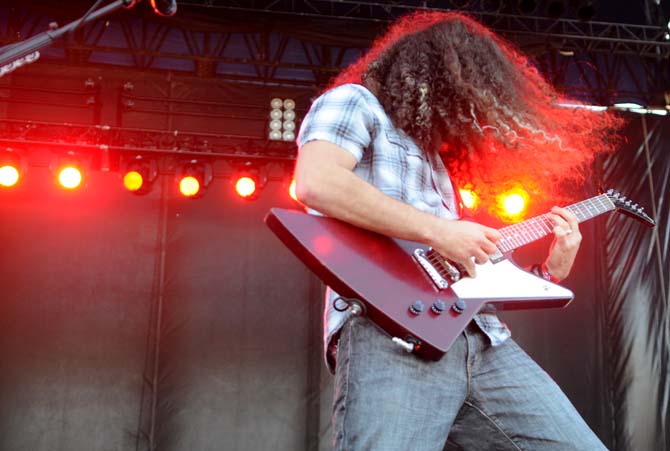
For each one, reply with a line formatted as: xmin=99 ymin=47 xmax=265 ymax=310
xmin=332 ymin=317 xmax=608 ymax=451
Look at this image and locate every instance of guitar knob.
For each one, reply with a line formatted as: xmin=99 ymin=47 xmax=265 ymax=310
xmin=409 ymin=300 xmax=424 ymax=316
xmin=431 ymin=300 xmax=446 ymax=314
xmin=452 ymin=299 xmax=467 ymax=314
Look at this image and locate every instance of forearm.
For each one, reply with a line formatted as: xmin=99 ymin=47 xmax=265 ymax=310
xmin=295 ymin=157 xmax=440 ymax=247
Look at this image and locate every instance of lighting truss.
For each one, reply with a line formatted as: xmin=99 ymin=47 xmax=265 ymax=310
xmin=0 ymin=119 xmax=297 ymax=161
xmin=1 ymin=2 xmax=668 ymax=103
xmin=177 ymin=0 xmax=670 ymax=57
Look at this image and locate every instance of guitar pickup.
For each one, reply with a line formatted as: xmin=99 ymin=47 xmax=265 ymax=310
xmin=413 ymin=248 xmax=450 ymax=290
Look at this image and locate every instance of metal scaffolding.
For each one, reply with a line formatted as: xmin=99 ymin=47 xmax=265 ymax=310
xmin=0 ymin=1 xmax=667 ymax=161
xmin=0 ymin=2 xmax=668 ymax=100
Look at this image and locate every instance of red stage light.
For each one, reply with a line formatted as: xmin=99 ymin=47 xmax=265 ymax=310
xmin=124 ymin=170 xmax=144 ymax=193
xmin=179 ymin=176 xmax=201 ymax=197
xmin=0 ymin=149 xmax=26 ymax=188
xmin=503 ymin=193 xmax=526 ymax=215
xmin=122 ymin=155 xmax=158 ymax=195
xmin=0 ymin=164 xmax=20 ymax=187
xmin=235 ymin=176 xmax=257 ymax=199
xmin=176 ymin=159 xmax=212 ymax=199
xmin=58 ymin=166 xmax=83 ymax=190
xmin=497 ymin=187 xmax=529 ymax=221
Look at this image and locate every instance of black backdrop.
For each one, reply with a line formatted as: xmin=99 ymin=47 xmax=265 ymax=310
xmin=0 ymin=119 xmax=667 ymax=451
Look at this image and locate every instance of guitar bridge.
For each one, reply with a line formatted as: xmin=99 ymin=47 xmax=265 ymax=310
xmin=413 ymin=248 xmax=455 ymax=290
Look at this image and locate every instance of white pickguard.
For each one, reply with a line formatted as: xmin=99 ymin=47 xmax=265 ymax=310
xmin=450 ymin=259 xmax=573 ymax=301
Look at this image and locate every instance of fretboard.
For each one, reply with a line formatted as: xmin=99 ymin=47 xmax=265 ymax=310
xmin=496 ymin=194 xmax=615 ymax=253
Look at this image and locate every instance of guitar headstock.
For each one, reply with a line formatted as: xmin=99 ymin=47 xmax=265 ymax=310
xmin=606 ymin=189 xmax=656 ymax=227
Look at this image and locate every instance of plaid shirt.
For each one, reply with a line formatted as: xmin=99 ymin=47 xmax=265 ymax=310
xmin=297 ymin=83 xmax=511 ymax=372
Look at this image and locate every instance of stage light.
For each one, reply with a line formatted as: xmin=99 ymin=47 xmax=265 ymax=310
xmin=124 ymin=171 xmax=144 ymax=192
xmin=0 ymin=165 xmax=19 ymax=187
xmin=122 ymin=155 xmax=158 ymax=195
xmin=283 ymin=109 xmax=296 ymax=121
xmin=503 ymin=193 xmax=526 ymax=215
xmin=269 ymin=98 xmax=284 ymax=141
xmin=0 ymin=148 xmax=25 ymax=188
xmin=49 ymin=150 xmax=92 ymax=191
xmin=268 ymin=97 xmax=298 ymax=141
xmin=176 ymin=159 xmax=212 ymax=199
xmin=58 ymin=166 xmax=83 ymax=190
xmin=459 ymin=187 xmax=479 ymax=211
xmin=283 ymin=99 xmax=295 ymax=110
xmin=233 ymin=163 xmax=267 ymax=200
xmin=270 ymin=109 xmax=283 ymax=120
xmin=497 ymin=187 xmax=529 ymax=221
xmin=235 ymin=176 xmax=257 ymax=198
xmin=179 ymin=176 xmax=201 ymax=197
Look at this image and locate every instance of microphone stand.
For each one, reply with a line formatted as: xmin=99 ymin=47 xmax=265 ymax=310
xmin=0 ymin=0 xmax=140 ymax=73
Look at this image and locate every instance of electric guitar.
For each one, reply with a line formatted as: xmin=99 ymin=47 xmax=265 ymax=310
xmin=265 ymin=190 xmax=655 ymax=361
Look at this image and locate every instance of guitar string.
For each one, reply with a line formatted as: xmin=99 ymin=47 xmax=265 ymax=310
xmin=428 ymin=194 xmax=615 ymax=257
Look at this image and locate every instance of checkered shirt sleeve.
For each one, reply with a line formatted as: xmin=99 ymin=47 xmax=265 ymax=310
xmin=297 ymin=84 xmax=374 ymax=162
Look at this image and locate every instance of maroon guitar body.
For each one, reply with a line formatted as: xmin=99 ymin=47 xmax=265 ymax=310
xmin=265 ymin=190 xmax=654 ymax=361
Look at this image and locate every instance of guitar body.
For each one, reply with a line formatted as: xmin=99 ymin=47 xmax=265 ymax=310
xmin=266 ymin=208 xmax=574 ymax=360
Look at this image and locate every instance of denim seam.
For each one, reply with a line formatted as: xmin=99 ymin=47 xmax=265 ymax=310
xmin=463 ymin=399 xmax=525 ymax=451
xmin=464 ymin=330 xmax=472 ymax=396
xmin=336 ymin=320 xmax=353 ymax=451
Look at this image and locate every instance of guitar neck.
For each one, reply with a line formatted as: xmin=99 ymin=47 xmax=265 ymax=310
xmin=496 ymin=194 xmax=615 ymax=253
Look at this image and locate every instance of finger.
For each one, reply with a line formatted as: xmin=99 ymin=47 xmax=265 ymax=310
xmin=553 ymin=226 xmax=570 ymax=238
xmin=550 ymin=212 xmax=569 ymax=229
xmin=550 ymin=214 xmax=574 ymax=238
xmin=552 ymin=206 xmax=579 ymax=232
xmin=481 ymin=240 xmax=499 ymax=255
xmin=472 ymin=250 xmax=489 ymax=265
xmin=462 ymin=258 xmax=477 ymax=278
xmin=483 ymin=226 xmax=502 ymax=242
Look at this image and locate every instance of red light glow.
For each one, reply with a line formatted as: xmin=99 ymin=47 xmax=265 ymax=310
xmin=313 ymin=235 xmax=334 ymax=256
xmin=123 ymin=170 xmax=144 ymax=192
xmin=289 ymin=179 xmax=298 ymax=202
xmin=58 ymin=166 xmax=83 ymax=190
xmin=497 ymin=187 xmax=529 ymax=221
xmin=0 ymin=165 xmax=20 ymax=187
xmin=459 ymin=187 xmax=478 ymax=210
xmin=235 ymin=176 xmax=257 ymax=199
xmin=179 ymin=176 xmax=201 ymax=197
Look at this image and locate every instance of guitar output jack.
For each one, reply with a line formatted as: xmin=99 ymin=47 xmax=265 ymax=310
xmin=333 ymin=296 xmax=366 ymax=316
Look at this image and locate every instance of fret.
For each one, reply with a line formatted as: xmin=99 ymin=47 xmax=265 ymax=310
xmin=496 ymin=194 xmax=615 ymax=253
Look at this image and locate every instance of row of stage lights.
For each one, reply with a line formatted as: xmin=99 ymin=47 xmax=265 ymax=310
xmin=0 ymin=149 xmax=298 ymax=202
xmin=0 ymin=149 xmax=532 ymax=221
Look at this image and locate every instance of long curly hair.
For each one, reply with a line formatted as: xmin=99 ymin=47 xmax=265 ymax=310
xmin=330 ymin=11 xmax=623 ymax=210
